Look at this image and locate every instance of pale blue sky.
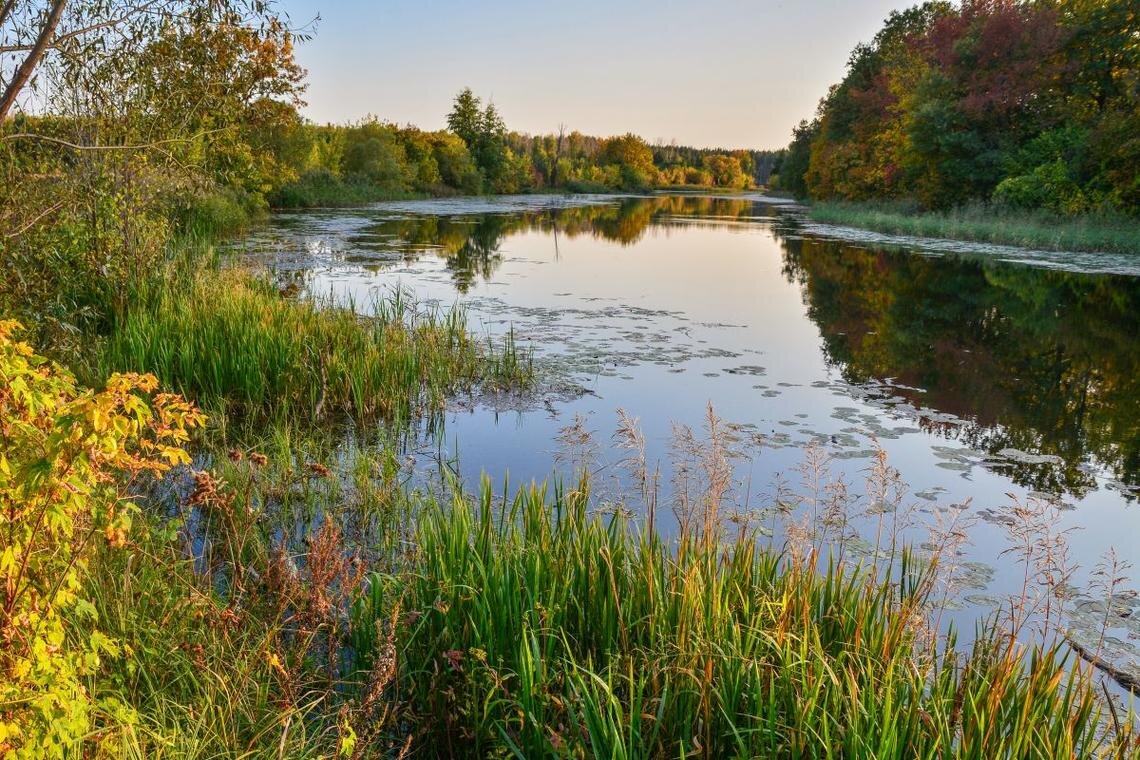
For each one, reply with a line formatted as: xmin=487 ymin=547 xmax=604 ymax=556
xmin=281 ymin=0 xmax=915 ymax=150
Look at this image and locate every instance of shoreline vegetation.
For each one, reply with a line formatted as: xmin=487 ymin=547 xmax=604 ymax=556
xmin=3 ymin=0 xmax=1139 ymax=756
xmin=6 ymin=322 xmax=1140 ymax=755
xmin=806 ymin=200 xmax=1140 ymax=255
xmin=769 ymin=1 xmax=1138 ymax=246
xmin=261 ymin=89 xmax=777 ymax=210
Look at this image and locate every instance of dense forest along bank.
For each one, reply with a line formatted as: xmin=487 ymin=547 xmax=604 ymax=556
xmin=236 ymin=192 xmax=1140 ymax=687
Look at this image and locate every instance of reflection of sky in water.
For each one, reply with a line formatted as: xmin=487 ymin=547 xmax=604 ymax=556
xmin=233 ymin=195 xmax=1140 ymax=688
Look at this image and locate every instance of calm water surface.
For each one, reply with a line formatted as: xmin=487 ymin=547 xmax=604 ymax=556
xmin=237 ymin=194 xmax=1140 ymax=684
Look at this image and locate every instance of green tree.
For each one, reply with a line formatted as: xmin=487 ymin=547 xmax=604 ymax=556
xmin=341 ymin=121 xmax=412 ymax=190
xmin=446 ymin=87 xmax=484 ymax=149
xmin=600 ymin=133 xmax=656 ymax=190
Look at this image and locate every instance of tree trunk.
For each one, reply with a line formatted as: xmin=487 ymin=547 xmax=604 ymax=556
xmin=0 ymin=0 xmax=69 ymax=121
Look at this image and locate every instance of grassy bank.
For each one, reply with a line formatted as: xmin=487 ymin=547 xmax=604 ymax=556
xmin=269 ymin=171 xmax=428 ymax=209
xmin=98 ymin=265 xmax=531 ymax=427
xmin=5 ymin=321 xmax=1137 ymax=756
xmin=808 ymin=201 xmax=1140 ymax=254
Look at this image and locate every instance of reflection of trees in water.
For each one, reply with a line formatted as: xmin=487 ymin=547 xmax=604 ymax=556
xmin=777 ymin=228 xmax=1140 ymax=497
xmin=446 ymin=215 xmax=509 ymax=292
xmin=360 ymin=196 xmax=762 ymax=291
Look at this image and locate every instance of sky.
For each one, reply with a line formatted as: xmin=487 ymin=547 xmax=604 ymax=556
xmin=280 ymin=0 xmax=916 ymax=150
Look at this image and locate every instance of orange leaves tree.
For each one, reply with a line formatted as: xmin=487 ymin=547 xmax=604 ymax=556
xmin=0 ymin=320 xmax=203 ymax=757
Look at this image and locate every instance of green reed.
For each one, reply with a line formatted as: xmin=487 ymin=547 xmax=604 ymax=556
xmin=350 ymin=478 xmax=1138 ymax=758
xmin=98 ymin=267 xmax=533 ymax=426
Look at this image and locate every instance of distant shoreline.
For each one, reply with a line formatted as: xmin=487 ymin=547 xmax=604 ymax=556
xmin=805 ymin=201 xmax=1140 ymax=256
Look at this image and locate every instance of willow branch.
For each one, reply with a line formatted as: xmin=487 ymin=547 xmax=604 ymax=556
xmin=0 ymin=0 xmax=167 ymax=54
xmin=1 ymin=126 xmax=228 ymax=150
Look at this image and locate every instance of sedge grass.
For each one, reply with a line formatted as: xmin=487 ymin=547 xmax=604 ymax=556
xmin=808 ymin=200 xmax=1140 ymax=255
xmin=350 ymin=478 xmax=1139 ymax=758
xmin=98 ymin=267 xmax=532 ymax=426
xmin=78 ymin=527 xmax=333 ymax=758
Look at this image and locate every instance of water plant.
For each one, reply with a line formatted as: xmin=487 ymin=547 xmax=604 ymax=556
xmin=347 ymin=475 xmax=1139 ymax=758
xmin=98 ymin=268 xmax=533 ymax=427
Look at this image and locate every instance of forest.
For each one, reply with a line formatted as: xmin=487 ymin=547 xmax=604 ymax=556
xmin=267 ymin=88 xmax=776 ymax=206
xmin=772 ymin=0 xmax=1138 ymax=217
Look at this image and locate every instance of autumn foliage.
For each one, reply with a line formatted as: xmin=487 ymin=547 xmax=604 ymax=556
xmin=0 ymin=321 xmax=203 ymax=757
xmin=776 ymin=0 xmax=1139 ymax=214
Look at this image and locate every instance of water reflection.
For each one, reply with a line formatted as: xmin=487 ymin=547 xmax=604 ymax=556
xmin=256 ymin=195 xmax=1140 ymax=501
xmin=777 ymin=232 xmax=1140 ymax=497
xmin=338 ymin=196 xmax=764 ymax=291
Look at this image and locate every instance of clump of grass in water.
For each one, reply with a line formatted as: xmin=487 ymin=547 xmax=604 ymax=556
xmin=352 ymin=480 xmax=1136 ymax=757
xmin=346 ymin=410 xmax=1139 ymax=758
xmin=99 ymin=268 xmax=533 ymax=426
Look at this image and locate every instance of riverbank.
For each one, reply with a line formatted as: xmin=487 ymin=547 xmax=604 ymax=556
xmin=807 ymin=201 xmax=1140 ymax=255
xmin=6 ymin=319 xmax=1136 ymax=755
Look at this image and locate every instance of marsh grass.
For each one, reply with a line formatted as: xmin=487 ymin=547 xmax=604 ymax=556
xmin=98 ymin=268 xmax=533 ymax=427
xmin=809 ymin=201 xmax=1140 ymax=254
xmin=350 ymin=479 xmax=1136 ymax=758
xmin=80 ymin=532 xmax=334 ymax=758
xmin=65 ymin=399 xmax=1140 ymax=758
xmin=339 ymin=412 xmax=1140 ymax=758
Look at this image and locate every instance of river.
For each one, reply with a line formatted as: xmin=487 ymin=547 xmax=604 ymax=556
xmin=234 ymin=192 xmax=1140 ymax=688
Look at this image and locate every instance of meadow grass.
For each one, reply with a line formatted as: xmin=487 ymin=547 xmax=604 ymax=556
xmin=808 ymin=200 xmax=1140 ymax=254
xmin=98 ymin=266 xmax=532 ymax=426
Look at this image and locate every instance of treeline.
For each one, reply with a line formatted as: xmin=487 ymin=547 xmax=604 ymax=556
xmin=772 ymin=0 xmax=1139 ymax=216
xmin=265 ymin=88 xmax=776 ymax=206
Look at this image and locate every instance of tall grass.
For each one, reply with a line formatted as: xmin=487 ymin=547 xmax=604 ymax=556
xmin=98 ymin=268 xmax=532 ymax=425
xmin=80 ymin=533 xmax=334 ymax=758
xmin=349 ymin=478 xmax=1137 ymax=758
xmin=808 ymin=200 xmax=1140 ymax=254
xmin=54 ymin=403 xmax=1139 ymax=758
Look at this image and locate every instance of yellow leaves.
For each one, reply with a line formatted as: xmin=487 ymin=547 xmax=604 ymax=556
xmin=0 ymin=545 xmax=17 ymax=577
xmin=158 ymin=445 xmax=192 ymax=468
xmin=104 ymin=524 xmax=128 ymax=549
xmin=0 ymin=324 xmax=201 ymax=756
xmin=90 ymin=404 xmax=109 ymax=433
xmin=0 ymin=319 xmax=24 ymax=342
xmin=337 ymin=719 xmax=358 ymax=758
xmin=265 ymin=649 xmax=288 ymax=678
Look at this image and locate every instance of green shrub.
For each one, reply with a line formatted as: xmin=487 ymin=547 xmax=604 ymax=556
xmin=183 ymin=187 xmax=263 ymax=238
xmin=0 ymin=321 xmax=203 ymax=757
